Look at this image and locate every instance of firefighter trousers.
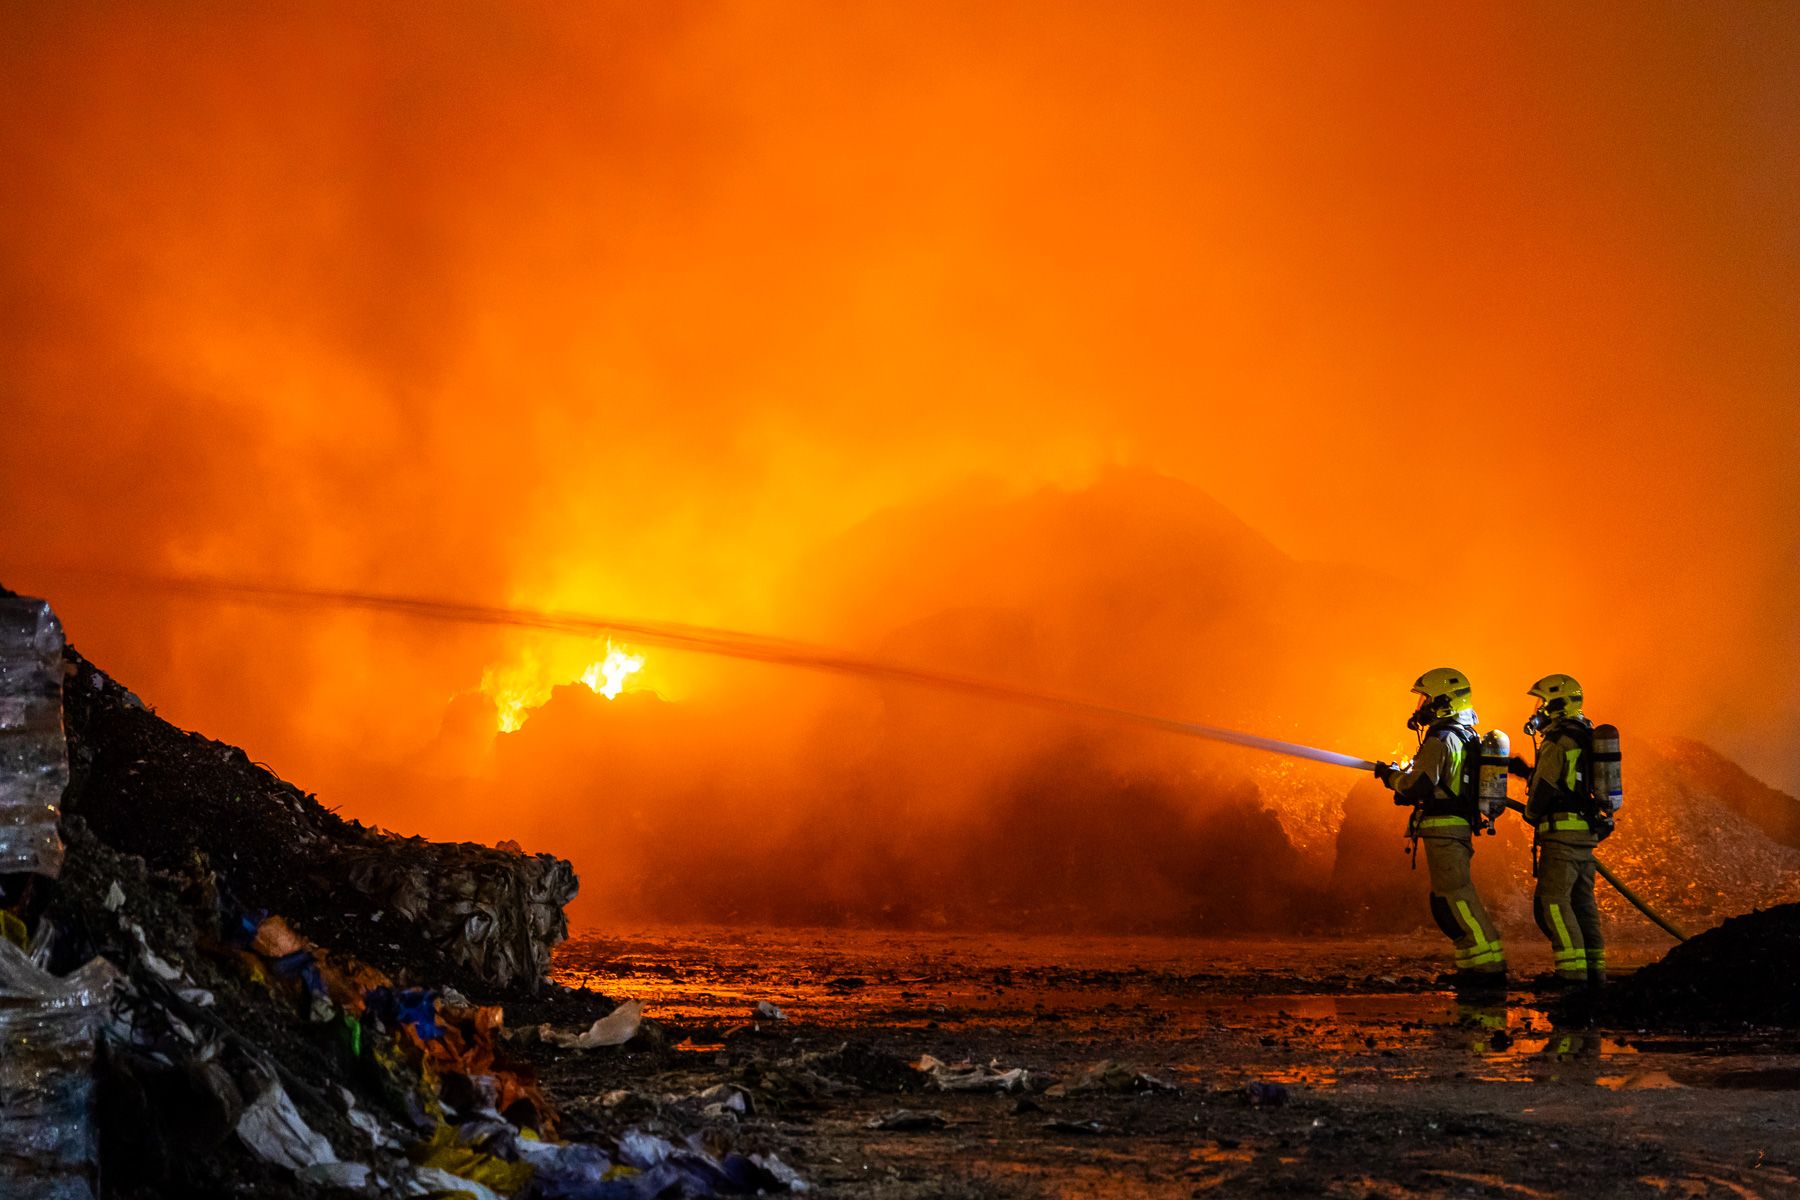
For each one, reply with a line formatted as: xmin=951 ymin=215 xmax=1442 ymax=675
xmin=1419 ymin=822 xmax=1506 ymax=975
xmin=1535 ymin=834 xmax=1604 ymax=983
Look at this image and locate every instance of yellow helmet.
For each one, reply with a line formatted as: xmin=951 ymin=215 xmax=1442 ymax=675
xmin=1408 ymin=667 xmax=1475 ymax=729
xmin=1525 ymin=673 xmax=1583 ymax=733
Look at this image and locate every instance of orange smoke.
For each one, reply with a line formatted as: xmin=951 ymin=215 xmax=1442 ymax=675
xmin=2 ymin=4 xmax=1797 ymax=927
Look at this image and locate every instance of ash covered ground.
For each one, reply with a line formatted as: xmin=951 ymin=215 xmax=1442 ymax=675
xmin=534 ymin=925 xmax=1800 ymax=1198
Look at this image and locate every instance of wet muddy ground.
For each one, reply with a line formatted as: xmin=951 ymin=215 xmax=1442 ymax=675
xmin=527 ymin=928 xmax=1800 ymax=1198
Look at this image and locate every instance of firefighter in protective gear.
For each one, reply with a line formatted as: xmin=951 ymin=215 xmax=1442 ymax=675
xmin=1373 ymin=668 xmax=1508 ymax=988
xmin=1513 ymin=673 xmax=1606 ymax=989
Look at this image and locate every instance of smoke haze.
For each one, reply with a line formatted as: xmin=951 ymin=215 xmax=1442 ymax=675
xmin=4 ymin=3 xmax=1797 ymax=925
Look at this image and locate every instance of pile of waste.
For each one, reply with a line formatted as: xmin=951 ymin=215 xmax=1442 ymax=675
xmin=0 ymin=592 xmax=807 ymax=1198
xmin=58 ymin=640 xmax=576 ymax=997
xmin=1589 ymin=902 xmax=1800 ymax=1030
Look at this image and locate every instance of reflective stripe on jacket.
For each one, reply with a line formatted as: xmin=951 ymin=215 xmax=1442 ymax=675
xmin=1526 ymin=718 xmax=1593 ymax=827
xmin=1390 ymin=721 xmax=1478 ymax=822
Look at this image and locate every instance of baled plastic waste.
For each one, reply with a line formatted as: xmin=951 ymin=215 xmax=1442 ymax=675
xmin=0 ymin=940 xmax=120 ymax=1200
xmin=0 ymin=597 xmax=68 ymax=877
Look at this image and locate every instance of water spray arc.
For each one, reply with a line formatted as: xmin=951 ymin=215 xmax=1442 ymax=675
xmin=31 ymin=569 xmax=1381 ymax=769
xmin=29 ymin=568 xmax=1685 ymax=940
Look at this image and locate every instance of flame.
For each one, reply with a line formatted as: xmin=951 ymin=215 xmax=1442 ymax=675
xmin=582 ymin=643 xmax=645 ymax=700
xmin=479 ymin=646 xmax=550 ymax=734
xmin=478 ymin=640 xmax=649 ymax=732
xmin=492 ymin=693 xmax=532 ymax=735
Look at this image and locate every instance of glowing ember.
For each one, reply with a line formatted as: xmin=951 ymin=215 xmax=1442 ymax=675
xmin=582 ymin=643 xmax=645 ymax=700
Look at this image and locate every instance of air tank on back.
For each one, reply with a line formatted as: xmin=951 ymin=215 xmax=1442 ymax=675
xmin=1591 ymin=723 xmax=1623 ymax=813
xmin=1477 ymin=729 xmax=1511 ymax=833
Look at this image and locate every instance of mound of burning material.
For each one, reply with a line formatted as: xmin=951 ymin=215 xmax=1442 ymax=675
xmin=1589 ymin=903 xmax=1800 ymax=1029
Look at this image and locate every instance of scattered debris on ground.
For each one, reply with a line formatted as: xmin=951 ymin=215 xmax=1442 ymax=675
xmin=865 ymin=1110 xmax=948 ymax=1132
xmin=911 ymin=1054 xmax=1038 ymax=1094
xmin=1042 ymin=1059 xmax=1177 ymax=1096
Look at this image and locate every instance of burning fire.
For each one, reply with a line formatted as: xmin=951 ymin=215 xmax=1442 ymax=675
xmin=480 ymin=640 xmax=649 ymax=732
xmin=582 ymin=643 xmax=645 ymax=699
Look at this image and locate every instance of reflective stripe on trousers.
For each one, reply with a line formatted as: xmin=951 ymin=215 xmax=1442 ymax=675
xmin=1534 ymin=835 xmax=1603 ymax=981
xmin=1420 ymin=825 xmax=1506 ymax=974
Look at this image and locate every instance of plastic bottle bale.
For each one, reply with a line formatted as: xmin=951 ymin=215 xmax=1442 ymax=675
xmin=0 ymin=942 xmax=121 ymax=1200
xmin=0 ymin=597 xmax=69 ymax=877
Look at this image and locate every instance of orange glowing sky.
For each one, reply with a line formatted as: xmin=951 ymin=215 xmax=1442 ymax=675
xmin=2 ymin=4 xmax=1796 ymax=922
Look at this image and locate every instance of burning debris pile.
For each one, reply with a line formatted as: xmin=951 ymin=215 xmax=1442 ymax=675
xmin=0 ymin=593 xmax=807 ymax=1199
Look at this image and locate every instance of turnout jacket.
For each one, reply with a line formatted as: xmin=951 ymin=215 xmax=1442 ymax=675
xmin=1388 ymin=719 xmax=1479 ymax=823
xmin=1525 ymin=716 xmax=1596 ymax=829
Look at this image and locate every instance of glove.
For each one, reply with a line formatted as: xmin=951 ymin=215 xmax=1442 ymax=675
xmin=1372 ymin=761 xmax=1395 ymax=784
xmin=1507 ymin=755 xmax=1531 ymax=779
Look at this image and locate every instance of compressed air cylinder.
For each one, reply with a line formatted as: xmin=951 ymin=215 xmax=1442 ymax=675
xmin=1477 ymin=729 xmax=1511 ymax=828
xmin=0 ymin=597 xmax=68 ymax=877
xmin=1592 ymin=723 xmax=1623 ymax=813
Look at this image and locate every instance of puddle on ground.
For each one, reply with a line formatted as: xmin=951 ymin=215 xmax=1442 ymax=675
xmin=1596 ymin=1069 xmax=1686 ymax=1090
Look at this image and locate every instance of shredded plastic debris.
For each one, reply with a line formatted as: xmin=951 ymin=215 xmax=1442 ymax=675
xmin=538 ymin=997 xmax=643 ymax=1049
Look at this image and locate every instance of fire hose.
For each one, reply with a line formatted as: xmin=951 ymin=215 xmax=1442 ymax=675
xmin=18 ymin=568 xmax=1690 ymax=940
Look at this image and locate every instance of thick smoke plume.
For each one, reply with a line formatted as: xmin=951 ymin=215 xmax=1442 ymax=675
xmin=4 ymin=4 xmax=1797 ymax=926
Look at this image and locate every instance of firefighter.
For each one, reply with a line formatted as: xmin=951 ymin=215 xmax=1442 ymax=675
xmin=1374 ymin=668 xmax=1507 ymax=990
xmin=1512 ymin=673 xmax=1607 ymax=990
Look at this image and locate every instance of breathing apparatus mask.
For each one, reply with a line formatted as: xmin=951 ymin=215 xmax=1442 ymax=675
xmin=1407 ymin=693 xmax=1477 ymax=733
xmin=1524 ymin=695 xmax=1576 ymax=738
xmin=1524 ymin=674 xmax=1582 ymax=739
xmin=1405 ymin=693 xmax=1439 ymax=733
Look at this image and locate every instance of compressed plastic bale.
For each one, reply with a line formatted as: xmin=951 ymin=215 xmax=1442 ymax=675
xmin=0 ymin=941 xmax=121 ymax=1200
xmin=325 ymin=837 xmax=577 ymax=992
xmin=0 ymin=597 xmax=68 ymax=877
